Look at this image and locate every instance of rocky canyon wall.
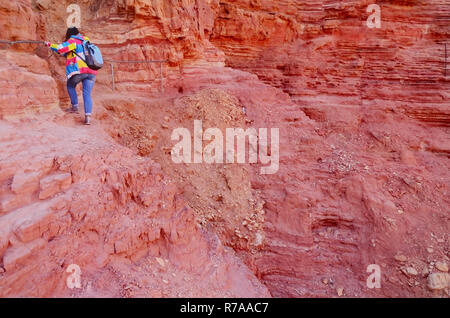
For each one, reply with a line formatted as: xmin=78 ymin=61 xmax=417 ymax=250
xmin=0 ymin=0 xmax=449 ymax=298
xmin=210 ymin=0 xmax=449 ymax=126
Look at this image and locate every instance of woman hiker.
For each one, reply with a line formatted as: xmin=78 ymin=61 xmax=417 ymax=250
xmin=45 ymin=27 xmax=97 ymax=125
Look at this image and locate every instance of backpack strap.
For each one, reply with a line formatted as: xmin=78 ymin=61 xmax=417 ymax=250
xmin=72 ymin=37 xmax=91 ymax=62
xmin=73 ymin=51 xmax=87 ymax=63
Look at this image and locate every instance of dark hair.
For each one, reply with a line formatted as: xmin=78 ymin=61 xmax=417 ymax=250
xmin=65 ymin=27 xmax=80 ymax=41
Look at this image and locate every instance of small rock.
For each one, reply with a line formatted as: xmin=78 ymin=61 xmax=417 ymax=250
xmin=388 ymin=276 xmax=399 ymax=284
xmin=394 ymin=254 xmax=407 ymax=262
xmin=402 ymin=267 xmax=418 ymax=276
xmin=336 ymin=287 xmax=344 ymax=297
xmin=426 ymin=247 xmax=434 ymax=253
xmin=155 ymin=257 xmax=165 ymax=267
xmin=427 ymin=273 xmax=450 ymax=291
xmin=435 ymin=261 xmax=448 ymax=273
xmin=322 ymin=278 xmax=328 ymax=285
xmin=0 ymin=267 xmax=5 ymax=273
xmin=422 ymin=267 xmax=429 ymax=277
xmin=36 ymin=0 xmax=51 ymax=10
xmin=162 ymin=279 xmax=169 ymax=284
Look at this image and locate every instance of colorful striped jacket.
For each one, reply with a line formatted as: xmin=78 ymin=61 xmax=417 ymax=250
xmin=50 ymin=34 xmax=98 ymax=79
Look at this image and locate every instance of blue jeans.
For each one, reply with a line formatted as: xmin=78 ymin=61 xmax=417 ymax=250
xmin=67 ymin=74 xmax=96 ymax=115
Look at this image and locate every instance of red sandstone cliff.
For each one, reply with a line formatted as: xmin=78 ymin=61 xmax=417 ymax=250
xmin=0 ymin=0 xmax=448 ymax=297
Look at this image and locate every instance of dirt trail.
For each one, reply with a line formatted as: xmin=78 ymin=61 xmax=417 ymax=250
xmin=0 ymin=104 xmax=270 ymax=297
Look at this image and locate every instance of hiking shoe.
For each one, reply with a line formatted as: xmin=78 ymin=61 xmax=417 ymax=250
xmin=84 ymin=115 xmax=91 ymax=125
xmin=65 ymin=106 xmax=79 ymax=113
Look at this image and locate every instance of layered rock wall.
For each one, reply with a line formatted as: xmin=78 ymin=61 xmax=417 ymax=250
xmin=0 ymin=0 xmax=448 ymax=298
